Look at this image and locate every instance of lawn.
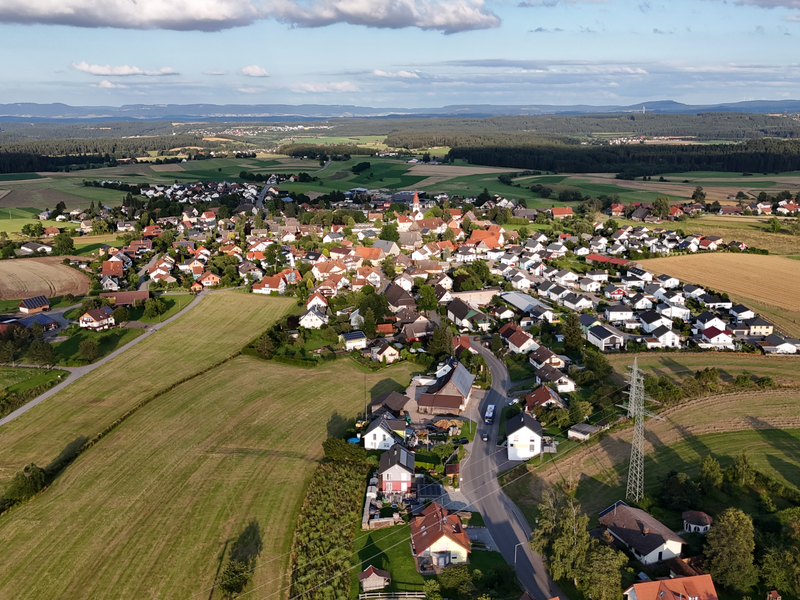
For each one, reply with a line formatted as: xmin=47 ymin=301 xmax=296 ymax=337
xmin=0 ymin=354 xmax=416 ymax=599
xmin=46 ymin=326 xmax=144 ymax=366
xmin=351 ymin=525 xmax=426 ymax=594
xmin=0 ymin=366 xmax=65 ymax=390
xmin=0 ymin=292 xmax=296 ymax=490
xmin=126 ymin=293 xmax=195 ymax=323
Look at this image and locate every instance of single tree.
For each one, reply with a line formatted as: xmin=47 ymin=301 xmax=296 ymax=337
xmin=2 ymin=463 xmax=46 ymax=501
xmin=78 ymin=338 xmax=99 ymax=362
xmin=30 ymin=321 xmax=44 ymax=339
xmin=112 ymin=306 xmax=129 ymax=324
xmin=417 ymin=285 xmax=437 ymax=311
xmin=0 ymin=340 xmax=15 ymax=364
xmin=256 ymin=332 xmax=275 ymax=359
xmin=491 ymin=333 xmax=503 ymax=353
xmin=653 ymin=196 xmax=670 ymax=218
xmin=767 ymin=217 xmax=782 ymax=233
xmin=705 ymin=508 xmax=758 ymax=591
xmin=52 ymin=232 xmax=75 ymax=255
xmin=379 ymin=224 xmax=399 ymax=242
xmin=562 ymin=312 xmax=584 ymax=354
xmin=577 ymin=542 xmax=628 ymax=600
xmin=699 ymin=455 xmax=723 ymax=492
xmin=427 ymin=324 xmax=453 ymax=359
xmin=362 ymin=308 xmax=376 ymax=338
xmin=381 ymin=257 xmax=396 ymax=279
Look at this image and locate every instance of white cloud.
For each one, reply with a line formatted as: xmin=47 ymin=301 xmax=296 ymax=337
xmin=373 ymin=69 xmax=420 ymax=78
xmin=204 ymin=70 xmax=228 ymax=76
xmin=91 ymin=80 xmax=127 ymax=88
xmin=732 ymin=0 xmax=800 ymax=7
xmin=0 ymin=0 xmax=263 ymax=31
xmin=242 ymin=65 xmax=269 ymax=77
xmin=267 ymin=0 xmax=500 ymax=33
xmin=290 ymin=81 xmax=360 ymax=93
xmin=0 ymin=0 xmax=500 ymax=32
xmin=237 ymin=87 xmax=264 ymax=93
xmin=72 ymin=61 xmax=178 ymax=76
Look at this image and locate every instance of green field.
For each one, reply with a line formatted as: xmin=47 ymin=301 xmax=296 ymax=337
xmin=0 ymin=217 xmax=77 ymax=234
xmin=0 ymin=351 xmax=416 ymax=598
xmin=0 ymin=366 xmax=65 ymax=390
xmin=45 ymin=326 xmax=143 ymax=366
xmin=0 ymin=173 xmax=44 ymax=181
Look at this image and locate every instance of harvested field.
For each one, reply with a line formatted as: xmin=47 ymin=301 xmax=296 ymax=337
xmin=640 ymin=253 xmax=800 ymax=322
xmin=0 ymin=355 xmax=416 ymax=599
xmin=0 ymin=187 xmax=82 ymax=210
xmin=508 ymin=388 xmax=800 ymax=519
xmin=149 ymin=163 xmax=184 ymax=172
xmin=0 ymin=257 xmax=89 ymax=299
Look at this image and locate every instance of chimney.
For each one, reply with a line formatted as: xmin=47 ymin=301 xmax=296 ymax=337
xmin=642 ymin=527 xmax=650 ymax=536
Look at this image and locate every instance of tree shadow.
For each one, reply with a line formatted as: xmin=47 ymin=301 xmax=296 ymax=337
xmin=369 ymin=378 xmax=409 ymax=400
xmin=44 ymin=435 xmax=89 ymax=484
xmin=327 ymin=411 xmax=352 ymax=437
xmin=230 ymin=518 xmax=263 ymax=565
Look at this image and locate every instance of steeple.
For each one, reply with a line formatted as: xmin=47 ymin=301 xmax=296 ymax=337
xmin=412 ymin=190 xmax=420 ymax=213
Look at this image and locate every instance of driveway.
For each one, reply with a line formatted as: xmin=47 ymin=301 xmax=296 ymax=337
xmin=461 ymin=339 xmax=566 ymax=600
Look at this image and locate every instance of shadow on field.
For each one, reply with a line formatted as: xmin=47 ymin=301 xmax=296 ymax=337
xmin=44 ymin=435 xmax=88 ymax=484
xmin=748 ymin=416 xmax=800 ymax=489
xmin=327 ymin=411 xmax=350 ymax=437
xmin=230 ymin=519 xmax=263 ymax=566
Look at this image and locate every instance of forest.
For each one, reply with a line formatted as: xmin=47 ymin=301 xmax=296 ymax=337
xmin=444 ymin=138 xmax=800 ymax=177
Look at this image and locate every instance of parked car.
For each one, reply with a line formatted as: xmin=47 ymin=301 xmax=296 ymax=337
xmin=480 ymin=432 xmax=489 ymax=442
xmin=454 ymin=437 xmax=469 ymax=445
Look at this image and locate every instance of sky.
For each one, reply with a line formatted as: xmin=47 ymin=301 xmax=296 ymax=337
xmin=0 ymin=0 xmax=799 ymax=108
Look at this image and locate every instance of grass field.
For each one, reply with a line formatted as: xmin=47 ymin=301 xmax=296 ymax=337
xmin=606 ymin=352 xmax=800 ymax=387
xmin=0 ymin=292 xmax=294 ymax=489
xmin=0 ymin=353 xmax=416 ymax=599
xmin=504 ymin=386 xmax=800 ymax=524
xmin=48 ymin=326 xmax=144 ymax=366
xmin=0 ymin=366 xmax=65 ymax=390
xmin=0 ymin=257 xmax=90 ymax=300
xmin=640 ymin=253 xmax=800 ymax=336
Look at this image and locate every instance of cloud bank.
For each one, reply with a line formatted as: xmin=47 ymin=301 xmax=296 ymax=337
xmin=242 ymin=65 xmax=270 ymax=77
xmin=72 ymin=62 xmax=178 ymax=76
xmin=0 ymin=0 xmax=500 ymax=32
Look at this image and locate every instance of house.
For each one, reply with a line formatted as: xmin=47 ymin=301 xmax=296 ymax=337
xmin=605 ymin=304 xmax=634 ymax=323
xmin=682 ymin=510 xmax=713 ymax=534
xmin=648 ymin=325 xmax=681 ymax=348
xmin=579 ymin=278 xmax=601 ymax=293
xmin=744 ymin=316 xmax=774 ymax=336
xmin=695 ymin=311 xmax=727 ymax=333
xmin=409 ymin=502 xmax=471 ymax=568
xmin=306 ymin=292 xmax=328 ymax=312
xmin=197 ymin=271 xmax=221 ymax=288
xmin=758 ymin=334 xmax=798 ymax=354
xmin=599 ymin=501 xmax=684 ymax=564
xmin=623 ymin=574 xmax=718 ymax=600
xmin=506 ymin=412 xmax=543 ymax=461
xmin=370 ymin=390 xmax=411 ymax=419
xmin=568 ymin=423 xmax=599 ymax=441
xmin=561 ymin=293 xmax=593 ymax=312
xmin=19 ymin=242 xmax=53 ymax=255
xmin=79 ymin=306 xmax=115 ymax=330
xmin=252 ymin=276 xmax=286 ymax=295
xmin=358 ymin=566 xmax=391 ymax=592
xmin=498 ymin=322 xmax=538 ymax=354
xmin=535 ymin=364 xmax=576 ymax=394
xmin=100 ymin=275 xmax=120 ymax=291
xmin=371 ymin=339 xmax=401 ymax=364
xmin=525 ymin=385 xmax=567 ymax=410
xmin=342 ymin=331 xmax=368 ymax=350
xmin=587 ymin=325 xmax=624 ymax=351
xmin=363 ymin=416 xmax=405 ymax=450
xmin=373 ymin=239 xmax=400 ymax=256
xmin=417 ymin=359 xmax=475 ymax=415
xmin=447 ymin=298 xmax=490 ymax=332
xmin=528 ymin=346 xmax=566 ymax=370
xmin=551 ymin=206 xmax=573 ymax=219
xmin=640 ymin=310 xmax=672 ymax=333
xmin=18 ymin=295 xmax=50 ymax=314
xmin=385 ymin=283 xmax=416 ymax=313
xmin=298 ymin=308 xmax=328 ymax=329
xmin=729 ymin=304 xmax=755 ymax=322
xmin=377 ymin=444 xmax=414 ymax=496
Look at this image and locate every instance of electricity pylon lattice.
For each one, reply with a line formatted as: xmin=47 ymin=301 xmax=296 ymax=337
xmin=621 ymin=358 xmax=663 ymax=504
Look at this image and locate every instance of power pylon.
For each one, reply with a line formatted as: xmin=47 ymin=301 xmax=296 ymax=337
xmin=621 ymin=358 xmax=662 ymax=504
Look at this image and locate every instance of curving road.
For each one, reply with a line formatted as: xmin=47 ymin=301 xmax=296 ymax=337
xmin=461 ymin=338 xmax=566 ymax=600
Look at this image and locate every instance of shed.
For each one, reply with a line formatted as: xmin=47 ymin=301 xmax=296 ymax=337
xmin=18 ymin=295 xmax=50 ymax=314
xmin=358 ymin=565 xmax=391 ymax=591
xmin=568 ymin=423 xmax=599 ymax=441
xmin=682 ymin=510 xmax=713 ymax=534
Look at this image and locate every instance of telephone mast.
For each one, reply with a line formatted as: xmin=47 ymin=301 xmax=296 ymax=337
xmin=622 ymin=359 xmax=662 ymax=503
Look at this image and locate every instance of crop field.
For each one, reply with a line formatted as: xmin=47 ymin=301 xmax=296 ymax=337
xmin=0 ymin=354 xmax=416 ymax=599
xmin=0 ymin=292 xmax=294 ymax=488
xmin=640 ymin=254 xmax=800 ymax=336
xmin=505 ymin=387 xmax=800 ymax=522
xmin=0 ymin=178 xmax=125 ymax=211
xmin=0 ymin=257 xmax=90 ymax=300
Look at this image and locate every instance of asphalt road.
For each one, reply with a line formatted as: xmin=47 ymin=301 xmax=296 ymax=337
xmin=461 ymin=338 xmax=566 ymax=600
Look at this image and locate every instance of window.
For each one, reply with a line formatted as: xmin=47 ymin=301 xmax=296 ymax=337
xmin=385 ymin=473 xmax=391 ymax=480
xmin=372 ymin=434 xmax=377 ymax=440
xmin=386 ymin=482 xmax=392 ymax=491
xmin=512 ymin=435 xmax=519 ymax=443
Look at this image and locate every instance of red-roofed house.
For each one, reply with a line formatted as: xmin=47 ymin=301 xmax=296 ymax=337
xmin=551 ymin=207 xmax=573 ymax=219
xmin=409 ymin=502 xmax=471 ymax=568
xmin=253 ymin=276 xmax=286 ymax=295
xmin=624 ymin=574 xmax=718 ymax=600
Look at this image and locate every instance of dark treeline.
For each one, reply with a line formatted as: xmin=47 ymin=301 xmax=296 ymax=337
xmin=0 ymin=134 xmax=211 ymax=157
xmin=0 ymin=120 xmax=183 ymax=143
xmin=446 ymin=138 xmax=800 ymax=177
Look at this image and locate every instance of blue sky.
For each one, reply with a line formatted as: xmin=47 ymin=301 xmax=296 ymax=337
xmin=0 ymin=0 xmax=799 ymax=107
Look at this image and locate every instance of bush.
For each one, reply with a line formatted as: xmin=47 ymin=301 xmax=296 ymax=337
xmin=2 ymin=463 xmax=46 ymax=502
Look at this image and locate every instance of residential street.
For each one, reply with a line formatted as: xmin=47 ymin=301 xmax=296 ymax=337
xmin=461 ymin=338 xmax=566 ymax=600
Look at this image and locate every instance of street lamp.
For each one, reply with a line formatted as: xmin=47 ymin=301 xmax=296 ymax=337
xmin=514 ymin=541 xmax=527 ymax=567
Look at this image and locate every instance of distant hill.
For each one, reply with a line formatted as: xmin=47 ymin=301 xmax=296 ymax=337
xmin=1 ymin=100 xmax=800 ymax=122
